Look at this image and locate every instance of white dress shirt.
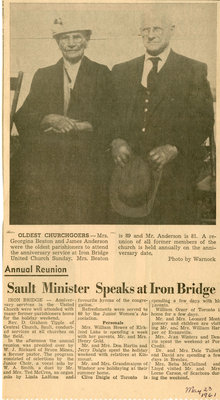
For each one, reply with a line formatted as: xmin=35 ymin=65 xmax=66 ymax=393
xmin=63 ymin=58 xmax=82 ymax=116
xmin=141 ymin=46 xmax=171 ymax=88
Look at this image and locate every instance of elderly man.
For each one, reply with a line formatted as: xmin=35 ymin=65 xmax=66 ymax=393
xmin=12 ymin=18 xmax=114 ymax=224
xmin=111 ymin=8 xmax=214 ymax=224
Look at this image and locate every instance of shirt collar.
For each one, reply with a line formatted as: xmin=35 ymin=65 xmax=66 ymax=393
xmin=63 ymin=57 xmax=83 ymax=72
xmin=145 ymin=46 xmax=171 ymax=64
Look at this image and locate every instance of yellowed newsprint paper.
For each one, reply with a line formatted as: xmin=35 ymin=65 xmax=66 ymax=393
xmin=3 ymin=0 xmax=220 ymax=399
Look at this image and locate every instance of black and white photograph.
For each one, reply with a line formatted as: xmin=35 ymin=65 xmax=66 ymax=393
xmin=4 ymin=4 xmax=220 ymax=399
xmin=10 ymin=2 xmax=216 ymax=225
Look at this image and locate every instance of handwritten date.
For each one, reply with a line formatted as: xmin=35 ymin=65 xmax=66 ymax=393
xmin=185 ymin=386 xmax=216 ymax=398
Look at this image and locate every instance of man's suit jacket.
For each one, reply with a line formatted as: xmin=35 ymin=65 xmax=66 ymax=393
xmin=111 ymin=50 xmax=214 ymax=223
xmin=12 ymin=56 xmax=115 ymax=224
xmin=112 ymin=50 xmax=214 ymax=167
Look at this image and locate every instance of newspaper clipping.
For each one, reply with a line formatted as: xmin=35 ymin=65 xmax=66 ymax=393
xmin=3 ymin=0 xmax=220 ymax=398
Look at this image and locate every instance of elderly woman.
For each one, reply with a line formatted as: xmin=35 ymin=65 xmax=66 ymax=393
xmin=12 ymin=18 xmax=114 ymax=224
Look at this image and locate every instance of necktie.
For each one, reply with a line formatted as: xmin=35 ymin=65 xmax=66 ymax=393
xmin=147 ymin=57 xmax=161 ymax=90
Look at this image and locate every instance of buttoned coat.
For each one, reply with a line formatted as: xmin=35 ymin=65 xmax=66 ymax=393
xmin=111 ymin=50 xmax=214 ymax=224
xmin=12 ymin=56 xmax=114 ymax=224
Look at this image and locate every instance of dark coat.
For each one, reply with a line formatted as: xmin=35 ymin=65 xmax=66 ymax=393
xmin=12 ymin=56 xmax=115 ymax=224
xmin=111 ymin=50 xmax=214 ymax=224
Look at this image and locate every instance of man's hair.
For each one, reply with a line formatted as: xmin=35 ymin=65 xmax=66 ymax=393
xmin=140 ymin=5 xmax=175 ymax=30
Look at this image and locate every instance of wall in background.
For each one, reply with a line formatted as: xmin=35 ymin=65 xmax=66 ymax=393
xmin=11 ymin=3 xmax=217 ymax=112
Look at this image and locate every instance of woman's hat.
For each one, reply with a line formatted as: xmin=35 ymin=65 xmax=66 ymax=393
xmin=52 ymin=17 xmax=92 ymax=38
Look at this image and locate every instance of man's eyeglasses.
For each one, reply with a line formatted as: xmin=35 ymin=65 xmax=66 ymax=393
xmin=141 ymin=27 xmax=164 ymax=37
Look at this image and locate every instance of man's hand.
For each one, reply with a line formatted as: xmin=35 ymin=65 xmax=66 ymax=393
xmin=148 ymin=145 xmax=178 ymax=171
xmin=41 ymin=114 xmax=78 ymax=133
xmin=111 ymin=138 xmax=132 ymax=168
